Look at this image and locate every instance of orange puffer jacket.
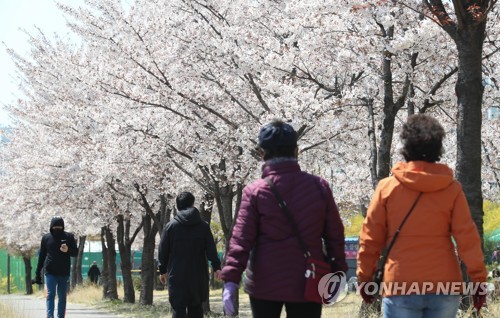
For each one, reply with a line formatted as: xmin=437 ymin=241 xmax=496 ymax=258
xmin=357 ymin=161 xmax=487 ymax=296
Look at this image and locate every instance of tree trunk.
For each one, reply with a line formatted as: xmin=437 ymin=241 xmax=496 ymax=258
xmin=101 ymin=227 xmax=110 ymax=299
xmin=365 ymin=98 xmax=378 ymax=189
xmin=202 ymin=190 xmax=225 ymax=313
xmin=77 ymin=236 xmax=86 ymax=285
xmin=200 ymin=192 xmax=215 ymax=313
xmin=215 ymin=185 xmax=241 ymax=315
xmin=376 ymin=25 xmax=397 ymax=182
xmin=105 ymin=226 xmax=119 ymax=300
xmin=139 ymin=213 xmax=158 ymax=305
xmin=377 ymin=111 xmax=397 ymax=180
xmin=71 ymin=245 xmax=77 ymax=291
xmin=199 ymin=192 xmax=214 ymax=223
xmin=407 ymin=83 xmax=416 ymax=116
xmin=71 ymin=235 xmax=86 ymax=290
xmin=134 ymin=189 xmax=168 ymax=306
xmin=454 ymin=26 xmax=486 ymax=243
xmin=424 ymin=1 xmax=491 ymax=312
xmin=374 ymin=25 xmax=411 ymax=183
xmin=117 ymin=214 xmax=135 ymax=304
xmin=455 ymin=32 xmax=485 ymax=314
xmin=23 ymin=255 xmax=33 ymax=295
xmin=360 ymin=23 xmax=406 ymax=318
xmin=215 ymin=184 xmax=234 ymax=243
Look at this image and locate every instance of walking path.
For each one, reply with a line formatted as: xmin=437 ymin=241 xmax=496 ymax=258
xmin=0 ymin=294 xmax=122 ymax=318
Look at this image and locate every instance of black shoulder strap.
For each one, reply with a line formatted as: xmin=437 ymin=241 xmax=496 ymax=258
xmin=264 ymin=177 xmax=310 ymax=258
xmin=377 ymin=192 xmax=423 ymax=269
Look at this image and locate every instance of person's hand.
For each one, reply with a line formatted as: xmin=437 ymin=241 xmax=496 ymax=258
xmin=60 ymin=243 xmax=68 ymax=253
xmin=359 ymin=282 xmax=376 ymax=304
xmin=214 ymin=270 xmax=221 ymax=280
xmin=34 ymin=273 xmax=43 ymax=285
xmin=223 ymin=282 xmax=238 ymax=316
xmin=160 ymin=273 xmax=167 ymax=285
xmin=472 ymin=282 xmax=487 ymax=313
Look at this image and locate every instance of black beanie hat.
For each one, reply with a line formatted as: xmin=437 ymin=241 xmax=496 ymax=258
xmin=258 ymin=121 xmax=297 ymax=149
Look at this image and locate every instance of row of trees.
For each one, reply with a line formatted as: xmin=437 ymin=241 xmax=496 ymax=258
xmin=0 ymin=0 xmax=499 ymax=314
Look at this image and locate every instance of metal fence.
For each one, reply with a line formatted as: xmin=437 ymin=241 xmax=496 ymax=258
xmin=0 ymin=250 xmax=37 ymax=293
xmin=0 ymin=248 xmax=143 ymax=293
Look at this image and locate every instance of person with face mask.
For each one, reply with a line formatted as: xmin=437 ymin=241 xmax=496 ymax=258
xmin=34 ymin=216 xmax=78 ymax=318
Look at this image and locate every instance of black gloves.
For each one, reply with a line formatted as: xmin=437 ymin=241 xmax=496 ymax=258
xmin=34 ymin=272 xmax=43 ymax=285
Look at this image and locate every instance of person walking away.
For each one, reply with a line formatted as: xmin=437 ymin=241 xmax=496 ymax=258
xmin=34 ymin=216 xmax=78 ymax=318
xmin=87 ymin=261 xmax=101 ymax=285
xmin=357 ymin=114 xmax=488 ymax=317
xmin=221 ymin=119 xmax=347 ymax=318
xmin=158 ymin=192 xmax=221 ymax=318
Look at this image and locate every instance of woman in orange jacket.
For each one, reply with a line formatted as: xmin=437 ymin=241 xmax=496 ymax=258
xmin=357 ymin=114 xmax=487 ymax=317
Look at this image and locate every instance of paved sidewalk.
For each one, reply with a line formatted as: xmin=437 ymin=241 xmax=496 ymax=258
xmin=0 ymin=294 xmax=122 ymax=318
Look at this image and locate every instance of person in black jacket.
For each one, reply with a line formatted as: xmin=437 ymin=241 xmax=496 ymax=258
xmin=35 ymin=216 xmax=78 ymax=318
xmin=158 ymin=192 xmax=222 ymax=318
xmin=87 ymin=261 xmax=101 ymax=284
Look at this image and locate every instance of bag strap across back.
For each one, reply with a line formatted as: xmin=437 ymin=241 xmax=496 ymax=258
xmin=264 ymin=177 xmax=311 ymax=258
xmin=265 ymin=177 xmax=422 ymax=265
xmin=375 ymin=192 xmax=423 ymax=278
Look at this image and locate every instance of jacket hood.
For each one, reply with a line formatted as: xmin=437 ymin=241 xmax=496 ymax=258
xmin=49 ymin=216 xmax=65 ymax=234
xmin=391 ymin=161 xmax=454 ymax=192
xmin=174 ymin=207 xmax=202 ymax=226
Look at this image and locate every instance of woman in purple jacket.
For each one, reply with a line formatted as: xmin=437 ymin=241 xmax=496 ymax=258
xmin=221 ymin=120 xmax=347 ymax=318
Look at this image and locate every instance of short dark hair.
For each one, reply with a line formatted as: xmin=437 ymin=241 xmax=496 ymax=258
xmin=400 ymin=114 xmax=445 ymax=163
xmin=258 ymin=120 xmax=297 ymax=161
xmin=176 ymin=192 xmax=195 ymax=210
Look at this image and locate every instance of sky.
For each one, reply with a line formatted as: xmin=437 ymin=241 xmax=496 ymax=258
xmin=0 ymin=0 xmax=76 ymax=126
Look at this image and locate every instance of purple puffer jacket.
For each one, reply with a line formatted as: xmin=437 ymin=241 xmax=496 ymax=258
xmin=221 ymin=160 xmax=347 ymax=302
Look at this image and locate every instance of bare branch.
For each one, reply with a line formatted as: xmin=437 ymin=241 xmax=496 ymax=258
xmin=167 ymin=144 xmax=193 ymax=160
xmin=107 ymin=181 xmax=134 ymax=200
xmin=245 ymin=73 xmax=271 ymax=112
xmin=130 ymin=219 xmax=144 ymax=245
xmin=133 ymin=182 xmax=162 ymax=230
xmin=423 ymin=0 xmax=457 ymax=38
xmin=165 ymin=151 xmax=213 ymax=194
xmin=301 ymin=126 xmax=364 ymax=152
xmin=176 ymin=92 xmax=238 ymax=129
xmin=201 ymin=72 xmax=260 ymax=123
xmin=98 ymin=81 xmax=192 ymax=120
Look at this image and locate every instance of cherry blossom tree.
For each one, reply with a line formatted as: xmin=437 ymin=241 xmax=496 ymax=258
xmin=0 ymin=1 xmax=498 ymax=315
xmin=409 ymin=0 xmax=497 ymax=240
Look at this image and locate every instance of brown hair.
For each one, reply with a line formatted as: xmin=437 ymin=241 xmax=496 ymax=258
xmin=400 ymin=114 xmax=445 ymax=163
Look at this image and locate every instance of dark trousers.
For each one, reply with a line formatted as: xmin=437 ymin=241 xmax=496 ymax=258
xmin=89 ymin=276 xmax=98 ymax=284
xmin=171 ymin=304 xmax=203 ymax=318
xmin=250 ymin=297 xmax=322 ymax=318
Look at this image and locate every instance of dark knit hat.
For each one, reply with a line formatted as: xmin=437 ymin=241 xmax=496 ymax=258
xmin=258 ymin=121 xmax=297 ymax=149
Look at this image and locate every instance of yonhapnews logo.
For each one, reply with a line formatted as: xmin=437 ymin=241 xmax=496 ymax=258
xmin=318 ymin=271 xmax=347 ymax=305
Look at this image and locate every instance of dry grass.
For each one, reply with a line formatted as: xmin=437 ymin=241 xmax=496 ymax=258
xmin=456 ymin=295 xmax=500 ymax=318
xmin=67 ymin=283 xmax=112 ymax=305
xmin=60 ymin=285 xmax=500 ymax=317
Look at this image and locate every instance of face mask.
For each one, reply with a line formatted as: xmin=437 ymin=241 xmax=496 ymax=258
xmin=52 ymin=228 xmax=63 ymax=235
